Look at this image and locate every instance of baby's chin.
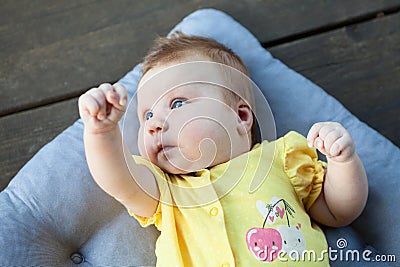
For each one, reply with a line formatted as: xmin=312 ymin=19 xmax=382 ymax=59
xmin=138 ymin=153 xmax=190 ymax=174
xmin=139 ymin=149 xmax=226 ymax=175
xmin=157 ymin=161 xmax=202 ymax=175
xmin=148 ymin=156 xmax=212 ymax=175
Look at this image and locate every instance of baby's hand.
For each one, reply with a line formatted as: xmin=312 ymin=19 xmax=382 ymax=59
xmin=307 ymin=122 xmax=355 ymax=162
xmin=78 ymin=83 xmax=128 ymax=134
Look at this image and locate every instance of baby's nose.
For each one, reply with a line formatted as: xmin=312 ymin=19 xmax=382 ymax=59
xmin=147 ymin=117 xmax=168 ymax=135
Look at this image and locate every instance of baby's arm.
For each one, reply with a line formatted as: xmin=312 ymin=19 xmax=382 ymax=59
xmin=307 ymin=122 xmax=368 ymax=227
xmin=78 ymin=83 xmax=159 ymax=217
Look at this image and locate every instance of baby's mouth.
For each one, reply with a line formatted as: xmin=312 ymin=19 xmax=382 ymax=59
xmin=156 ymin=144 xmax=174 ymax=154
xmin=155 ymin=143 xmax=163 ymax=154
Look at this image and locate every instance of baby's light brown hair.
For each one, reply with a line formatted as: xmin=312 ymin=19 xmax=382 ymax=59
xmin=142 ymin=31 xmax=249 ymax=76
xmin=141 ymin=32 xmax=258 ymax=145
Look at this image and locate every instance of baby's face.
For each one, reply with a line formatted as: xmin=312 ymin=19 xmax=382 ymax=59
xmin=136 ymin=59 xmax=252 ymax=174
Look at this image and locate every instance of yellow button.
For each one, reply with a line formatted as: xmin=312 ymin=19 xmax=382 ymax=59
xmin=209 ymin=207 xmax=219 ymax=216
xmin=221 ymin=263 xmax=230 ymax=267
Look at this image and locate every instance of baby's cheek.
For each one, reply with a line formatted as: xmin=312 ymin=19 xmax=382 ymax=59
xmin=137 ymin=130 xmax=149 ymax=158
xmin=183 ymin=128 xmax=223 ymax=162
xmin=177 ymin=136 xmax=202 ymax=161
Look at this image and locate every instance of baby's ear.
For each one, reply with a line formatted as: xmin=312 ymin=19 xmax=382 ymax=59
xmin=236 ymin=99 xmax=253 ymax=136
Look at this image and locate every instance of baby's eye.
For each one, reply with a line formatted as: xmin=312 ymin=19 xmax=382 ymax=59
xmin=171 ymin=99 xmax=187 ymax=109
xmin=145 ymin=111 xmax=153 ymax=120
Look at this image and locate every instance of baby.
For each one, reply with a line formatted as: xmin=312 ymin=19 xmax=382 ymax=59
xmin=78 ymin=33 xmax=368 ymax=266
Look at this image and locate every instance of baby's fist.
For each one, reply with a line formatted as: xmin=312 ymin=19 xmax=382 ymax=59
xmin=307 ymin=122 xmax=355 ymax=162
xmin=78 ymin=83 xmax=128 ymax=133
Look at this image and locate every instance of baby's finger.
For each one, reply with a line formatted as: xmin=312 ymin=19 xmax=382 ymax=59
xmin=105 ymin=89 xmax=121 ymax=109
xmin=79 ymin=93 xmax=101 ymax=118
xmin=98 ymin=83 xmax=116 ymax=102
xmin=113 ymin=83 xmax=128 ymax=107
xmin=307 ymin=122 xmax=325 ymax=147
xmin=105 ymin=85 xmax=127 ymax=122
xmin=98 ymin=83 xmax=118 ymax=116
xmin=98 ymin=83 xmax=124 ymax=110
xmin=98 ymin=83 xmax=115 ymax=99
xmin=314 ymin=137 xmax=324 ymax=151
xmin=330 ymin=135 xmax=352 ymax=158
xmin=89 ymin=88 xmax=107 ymax=120
xmin=318 ymin=122 xmax=340 ymax=140
xmin=323 ymin=130 xmax=343 ymax=156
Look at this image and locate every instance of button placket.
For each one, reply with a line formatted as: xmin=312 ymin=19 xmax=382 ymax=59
xmin=209 ymin=206 xmax=219 ymax=216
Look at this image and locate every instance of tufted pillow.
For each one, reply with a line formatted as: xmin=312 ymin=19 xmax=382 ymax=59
xmin=0 ymin=9 xmax=398 ymax=266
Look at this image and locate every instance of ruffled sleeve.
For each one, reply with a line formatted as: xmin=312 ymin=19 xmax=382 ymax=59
xmin=283 ymin=131 xmax=326 ymax=211
xmin=129 ymin=202 xmax=162 ymax=230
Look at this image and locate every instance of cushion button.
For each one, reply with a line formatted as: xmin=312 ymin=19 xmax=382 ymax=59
xmin=70 ymin=252 xmax=84 ymax=264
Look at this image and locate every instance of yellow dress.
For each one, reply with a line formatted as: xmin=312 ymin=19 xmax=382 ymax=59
xmin=130 ymin=131 xmax=329 ymax=266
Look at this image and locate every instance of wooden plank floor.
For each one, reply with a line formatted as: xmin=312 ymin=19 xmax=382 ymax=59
xmin=1 ymin=0 xmax=399 ymax=191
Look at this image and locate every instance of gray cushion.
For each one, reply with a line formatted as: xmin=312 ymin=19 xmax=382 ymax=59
xmin=1 ymin=8 xmax=398 ymax=266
